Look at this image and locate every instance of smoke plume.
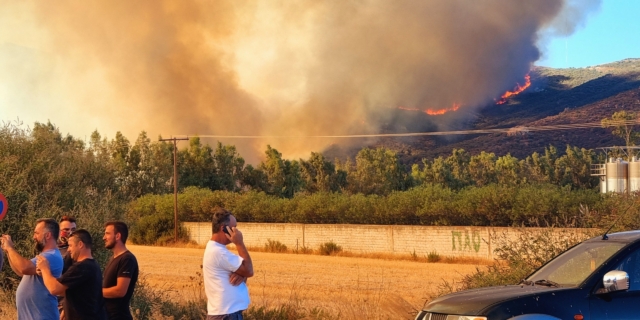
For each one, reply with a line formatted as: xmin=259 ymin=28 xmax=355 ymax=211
xmin=0 ymin=0 xmax=601 ymax=162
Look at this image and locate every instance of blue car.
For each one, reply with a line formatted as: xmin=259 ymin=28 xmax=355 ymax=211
xmin=415 ymin=230 xmax=640 ymax=320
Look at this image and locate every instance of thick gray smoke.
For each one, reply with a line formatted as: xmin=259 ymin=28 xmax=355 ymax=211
xmin=0 ymin=0 xmax=601 ymax=161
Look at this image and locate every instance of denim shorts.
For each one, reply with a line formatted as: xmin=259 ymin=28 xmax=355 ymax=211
xmin=206 ymin=310 xmax=244 ymax=320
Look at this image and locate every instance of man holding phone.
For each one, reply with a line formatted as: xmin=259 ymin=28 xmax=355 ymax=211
xmin=203 ymin=207 xmax=254 ymax=320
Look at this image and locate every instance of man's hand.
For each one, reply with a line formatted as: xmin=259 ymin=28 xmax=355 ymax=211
xmin=35 ymin=255 xmax=50 ymax=273
xmin=1 ymin=235 xmax=15 ymax=251
xmin=225 ymin=226 xmax=244 ymax=246
xmin=229 ymin=272 xmax=246 ymax=286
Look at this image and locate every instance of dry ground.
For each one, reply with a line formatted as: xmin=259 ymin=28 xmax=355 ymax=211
xmin=129 ymin=245 xmax=481 ymax=319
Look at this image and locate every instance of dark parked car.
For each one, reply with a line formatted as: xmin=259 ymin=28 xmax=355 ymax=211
xmin=415 ymin=230 xmax=640 ymax=320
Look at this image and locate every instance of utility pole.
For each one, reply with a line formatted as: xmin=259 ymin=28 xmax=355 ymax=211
xmin=160 ymin=136 xmax=189 ymax=243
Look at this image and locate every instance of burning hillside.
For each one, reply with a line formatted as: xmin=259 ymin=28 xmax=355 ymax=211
xmin=496 ymin=75 xmax=532 ymax=104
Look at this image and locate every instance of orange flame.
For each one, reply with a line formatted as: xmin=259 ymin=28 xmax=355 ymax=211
xmin=496 ymin=74 xmax=531 ymax=104
xmin=397 ymin=103 xmax=461 ymax=115
xmin=425 ymin=103 xmax=460 ymax=115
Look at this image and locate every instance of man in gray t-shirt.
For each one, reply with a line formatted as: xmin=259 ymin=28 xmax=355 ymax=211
xmin=1 ymin=218 xmax=63 ymax=320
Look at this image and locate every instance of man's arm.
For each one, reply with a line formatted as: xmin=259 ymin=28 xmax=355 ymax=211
xmin=1 ymin=235 xmax=37 ymax=276
xmin=103 ymin=277 xmax=132 ymax=298
xmin=36 ymin=255 xmax=68 ymax=296
xmin=228 ymin=227 xmax=253 ymax=278
xmin=233 ymin=243 xmax=253 ymax=277
xmin=229 ymin=272 xmax=247 ymax=286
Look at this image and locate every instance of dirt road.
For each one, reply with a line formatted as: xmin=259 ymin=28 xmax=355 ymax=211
xmin=129 ymin=245 xmax=479 ymax=319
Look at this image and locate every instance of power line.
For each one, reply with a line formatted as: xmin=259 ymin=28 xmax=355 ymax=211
xmin=168 ymin=120 xmax=640 ymax=139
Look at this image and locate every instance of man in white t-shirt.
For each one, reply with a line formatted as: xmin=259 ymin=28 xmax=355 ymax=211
xmin=203 ymin=207 xmax=254 ymax=320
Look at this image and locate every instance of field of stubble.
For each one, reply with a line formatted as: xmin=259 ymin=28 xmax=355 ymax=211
xmin=129 ymin=245 xmax=480 ymax=319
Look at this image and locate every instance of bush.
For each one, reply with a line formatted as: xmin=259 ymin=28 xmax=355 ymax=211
xmin=319 ymin=241 xmax=342 ymax=255
xmin=125 ymin=183 xmax=613 ymax=228
xmin=265 ymin=239 xmax=288 ymax=253
xmin=427 ymin=251 xmax=441 ymax=263
xmin=293 ymin=246 xmax=313 ymax=254
xmin=130 ymin=213 xmax=190 ymax=245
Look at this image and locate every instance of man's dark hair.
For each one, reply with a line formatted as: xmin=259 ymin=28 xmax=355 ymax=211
xmin=36 ymin=218 xmax=60 ymax=240
xmin=212 ymin=207 xmax=232 ymax=234
xmin=69 ymin=229 xmax=93 ymax=249
xmin=105 ymin=221 xmax=129 ymax=244
xmin=60 ymin=215 xmax=76 ymax=223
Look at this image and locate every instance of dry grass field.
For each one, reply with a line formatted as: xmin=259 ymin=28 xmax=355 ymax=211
xmin=0 ymin=245 xmax=483 ymax=319
xmin=129 ymin=244 xmax=481 ymax=319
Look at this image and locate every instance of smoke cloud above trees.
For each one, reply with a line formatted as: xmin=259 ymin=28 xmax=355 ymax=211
xmin=0 ymin=0 xmax=600 ymax=162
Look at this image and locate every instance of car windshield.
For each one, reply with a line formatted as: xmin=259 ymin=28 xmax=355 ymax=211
xmin=526 ymin=241 xmax=627 ymax=287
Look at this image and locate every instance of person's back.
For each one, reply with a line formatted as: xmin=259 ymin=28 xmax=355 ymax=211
xmin=59 ymin=257 xmax=106 ymax=320
xmin=16 ymin=248 xmax=63 ymax=320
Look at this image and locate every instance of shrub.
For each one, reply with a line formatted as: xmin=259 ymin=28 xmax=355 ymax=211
xmin=293 ymin=246 xmax=313 ymax=254
xmin=130 ymin=213 xmax=189 ymax=245
xmin=319 ymin=241 xmax=342 ymax=255
xmin=427 ymin=251 xmax=441 ymax=263
xmin=410 ymin=250 xmax=418 ymax=260
xmin=265 ymin=239 xmax=288 ymax=253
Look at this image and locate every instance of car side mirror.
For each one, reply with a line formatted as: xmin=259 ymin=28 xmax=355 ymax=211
xmin=601 ymin=270 xmax=629 ymax=293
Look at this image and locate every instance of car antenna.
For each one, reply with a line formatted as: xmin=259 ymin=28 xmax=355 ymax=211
xmin=602 ymin=199 xmax=638 ymax=240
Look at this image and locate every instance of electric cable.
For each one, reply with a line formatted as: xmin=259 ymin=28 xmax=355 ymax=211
xmin=167 ymin=120 xmax=640 ymax=139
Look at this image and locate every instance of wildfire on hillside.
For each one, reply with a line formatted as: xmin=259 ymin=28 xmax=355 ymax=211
xmin=426 ymin=103 xmax=461 ymax=115
xmin=397 ymin=103 xmax=461 ymax=116
xmin=496 ymin=74 xmax=531 ymax=104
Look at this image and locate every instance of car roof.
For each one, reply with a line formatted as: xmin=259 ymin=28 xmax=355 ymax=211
xmin=585 ymin=230 xmax=640 ymax=243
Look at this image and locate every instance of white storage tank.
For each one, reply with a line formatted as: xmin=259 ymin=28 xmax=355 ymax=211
xmin=630 ymin=157 xmax=640 ymax=192
xmin=606 ymin=158 xmax=628 ymax=193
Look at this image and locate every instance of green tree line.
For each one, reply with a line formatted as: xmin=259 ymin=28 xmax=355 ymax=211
xmin=0 ymin=120 xmax=634 ymax=246
xmin=73 ymin=124 xmax=603 ymax=198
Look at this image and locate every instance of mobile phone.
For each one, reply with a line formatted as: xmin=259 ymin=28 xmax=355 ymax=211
xmin=223 ymin=225 xmax=231 ymax=236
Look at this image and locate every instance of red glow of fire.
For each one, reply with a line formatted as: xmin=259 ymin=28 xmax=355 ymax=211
xmin=426 ymin=103 xmax=460 ymax=115
xmin=496 ymin=74 xmax=531 ymax=104
xmin=397 ymin=103 xmax=461 ymax=115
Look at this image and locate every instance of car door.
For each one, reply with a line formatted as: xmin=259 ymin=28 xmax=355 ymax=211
xmin=589 ymin=247 xmax=640 ymax=319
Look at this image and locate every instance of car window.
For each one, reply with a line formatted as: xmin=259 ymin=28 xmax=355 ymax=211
xmin=529 ymin=242 xmax=625 ymax=286
xmin=614 ymin=249 xmax=640 ymax=291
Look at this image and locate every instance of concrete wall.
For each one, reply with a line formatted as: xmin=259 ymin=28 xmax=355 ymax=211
xmin=184 ymin=222 xmax=591 ymax=259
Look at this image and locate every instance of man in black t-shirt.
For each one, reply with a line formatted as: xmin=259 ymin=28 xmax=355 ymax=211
xmin=37 ymin=229 xmax=106 ymax=320
xmin=102 ymin=221 xmax=139 ymax=320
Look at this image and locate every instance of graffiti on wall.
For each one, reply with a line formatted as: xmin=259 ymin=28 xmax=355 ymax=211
xmin=452 ymin=230 xmax=482 ymax=252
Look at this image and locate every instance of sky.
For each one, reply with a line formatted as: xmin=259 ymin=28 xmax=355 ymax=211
xmin=1 ymin=0 xmax=639 ymax=161
xmin=537 ymin=0 xmax=640 ymax=68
